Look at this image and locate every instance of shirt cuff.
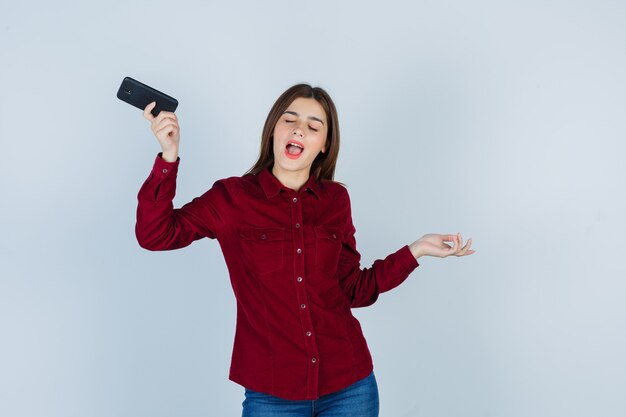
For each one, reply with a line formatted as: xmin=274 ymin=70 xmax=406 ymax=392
xmin=397 ymin=244 xmax=420 ymax=274
xmin=153 ymin=152 xmax=180 ymax=177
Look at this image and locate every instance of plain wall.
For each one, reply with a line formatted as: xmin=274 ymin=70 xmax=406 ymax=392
xmin=1 ymin=1 xmax=625 ymax=416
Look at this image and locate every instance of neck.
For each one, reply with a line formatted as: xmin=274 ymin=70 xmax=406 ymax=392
xmin=271 ymin=166 xmax=311 ymax=192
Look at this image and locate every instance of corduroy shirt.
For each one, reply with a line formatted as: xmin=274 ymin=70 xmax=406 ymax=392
xmin=135 ymin=154 xmax=419 ymax=400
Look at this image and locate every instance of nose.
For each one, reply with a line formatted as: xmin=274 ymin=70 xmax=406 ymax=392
xmin=292 ymin=126 xmax=304 ymax=138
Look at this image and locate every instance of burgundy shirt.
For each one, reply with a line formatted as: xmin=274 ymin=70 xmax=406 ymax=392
xmin=135 ymin=154 xmax=419 ymax=400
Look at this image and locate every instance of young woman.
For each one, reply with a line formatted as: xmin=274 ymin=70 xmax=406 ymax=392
xmin=135 ymin=84 xmax=475 ymax=417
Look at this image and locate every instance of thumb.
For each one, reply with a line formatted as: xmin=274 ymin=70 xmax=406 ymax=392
xmin=143 ymin=102 xmax=156 ymax=121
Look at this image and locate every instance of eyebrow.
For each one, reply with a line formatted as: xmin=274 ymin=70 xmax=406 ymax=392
xmin=283 ymin=111 xmax=325 ymax=125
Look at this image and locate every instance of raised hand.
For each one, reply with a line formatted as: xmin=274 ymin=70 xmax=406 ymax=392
xmin=143 ymin=102 xmax=180 ymax=162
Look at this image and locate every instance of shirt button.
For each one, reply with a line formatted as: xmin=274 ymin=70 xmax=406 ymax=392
xmin=332 ymin=233 xmax=337 ymax=239
xmin=162 ymin=168 xmax=168 ymax=174
xmin=297 ymin=248 xmax=302 ymax=254
xmin=260 ymin=234 xmax=267 ymax=240
xmin=292 ymin=197 xmax=298 ymax=203
xmin=311 ymin=358 xmax=317 ymax=363
xmin=295 ymin=223 xmax=301 ymax=228
xmin=306 ymin=331 xmax=312 ymax=337
xmin=300 ymin=304 xmax=306 ymax=309
xmin=297 ymin=277 xmax=303 ymax=282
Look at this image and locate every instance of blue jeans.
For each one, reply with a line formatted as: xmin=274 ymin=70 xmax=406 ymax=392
xmin=241 ymin=372 xmax=379 ymax=417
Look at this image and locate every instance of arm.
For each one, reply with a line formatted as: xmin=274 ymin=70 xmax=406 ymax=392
xmin=336 ymin=189 xmax=419 ymax=308
xmin=135 ymin=102 xmax=223 ymax=250
xmin=135 ymin=155 xmax=224 ymax=250
xmin=335 ymin=188 xmax=476 ymax=308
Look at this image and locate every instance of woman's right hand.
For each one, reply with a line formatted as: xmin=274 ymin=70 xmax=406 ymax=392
xmin=143 ymin=102 xmax=180 ymax=162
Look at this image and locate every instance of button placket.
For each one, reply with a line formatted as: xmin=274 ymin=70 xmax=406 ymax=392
xmin=289 ymin=192 xmax=319 ymax=396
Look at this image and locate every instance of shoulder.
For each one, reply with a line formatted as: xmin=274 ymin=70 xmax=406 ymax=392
xmin=213 ymin=175 xmax=246 ymax=188
xmin=210 ymin=173 xmax=265 ymax=198
xmin=319 ymin=179 xmax=351 ymax=202
xmin=193 ymin=175 xmax=249 ymax=202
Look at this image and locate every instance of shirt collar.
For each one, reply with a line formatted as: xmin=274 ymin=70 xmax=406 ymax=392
xmin=258 ymin=167 xmax=321 ymax=200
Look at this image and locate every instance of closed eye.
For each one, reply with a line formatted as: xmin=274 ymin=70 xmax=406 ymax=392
xmin=309 ymin=126 xmax=318 ymax=132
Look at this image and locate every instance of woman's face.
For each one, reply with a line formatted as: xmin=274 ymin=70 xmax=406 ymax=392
xmin=272 ymin=97 xmax=328 ymax=179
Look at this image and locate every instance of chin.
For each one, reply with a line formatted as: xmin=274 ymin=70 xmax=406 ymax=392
xmin=275 ymin=158 xmax=311 ymax=174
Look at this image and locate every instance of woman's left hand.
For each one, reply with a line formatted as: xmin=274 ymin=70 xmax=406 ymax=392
xmin=409 ymin=233 xmax=475 ymax=259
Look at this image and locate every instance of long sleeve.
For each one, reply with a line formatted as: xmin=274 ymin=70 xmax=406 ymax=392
xmin=133 ymin=165 xmax=416 ymax=400
xmin=336 ymin=188 xmax=419 ymax=307
xmin=135 ymin=154 xmax=224 ymax=250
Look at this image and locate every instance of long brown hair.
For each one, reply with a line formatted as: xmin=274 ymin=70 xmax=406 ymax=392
xmin=245 ymin=84 xmax=340 ymax=181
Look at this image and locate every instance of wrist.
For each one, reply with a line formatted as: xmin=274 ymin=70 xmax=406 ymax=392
xmin=161 ymin=150 xmax=179 ymax=163
xmin=409 ymin=241 xmax=423 ymax=259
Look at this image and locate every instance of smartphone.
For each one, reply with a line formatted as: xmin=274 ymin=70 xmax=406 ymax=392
xmin=116 ymin=76 xmax=178 ymax=117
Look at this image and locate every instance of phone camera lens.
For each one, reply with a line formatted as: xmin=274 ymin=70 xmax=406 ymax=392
xmin=124 ymin=89 xmax=131 ymax=95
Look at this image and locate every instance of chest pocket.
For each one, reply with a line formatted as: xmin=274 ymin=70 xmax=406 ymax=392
xmin=314 ymin=226 xmax=343 ymax=277
xmin=239 ymin=227 xmax=286 ymax=276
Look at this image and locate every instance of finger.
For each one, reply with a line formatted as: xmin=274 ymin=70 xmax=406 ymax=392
xmin=456 ymin=233 xmax=465 ymax=254
xmin=156 ymin=124 xmax=178 ymax=139
xmin=156 ymin=120 xmax=178 ymax=135
xmin=457 ymin=244 xmax=471 ymax=256
xmin=458 ymin=237 xmax=471 ymax=252
xmin=153 ymin=117 xmax=179 ymax=134
xmin=143 ymin=102 xmax=157 ymax=121
xmin=152 ymin=116 xmax=179 ymax=135
xmin=151 ymin=112 xmax=177 ymax=129
xmin=158 ymin=110 xmax=177 ymax=120
xmin=445 ymin=236 xmax=458 ymax=255
xmin=459 ymin=241 xmax=476 ymax=256
xmin=442 ymin=234 xmax=456 ymax=244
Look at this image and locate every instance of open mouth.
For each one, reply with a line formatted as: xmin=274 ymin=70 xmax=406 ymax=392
xmin=285 ymin=140 xmax=304 ymax=158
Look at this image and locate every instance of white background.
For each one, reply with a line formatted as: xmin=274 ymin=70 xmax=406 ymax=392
xmin=1 ymin=1 xmax=625 ymax=416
